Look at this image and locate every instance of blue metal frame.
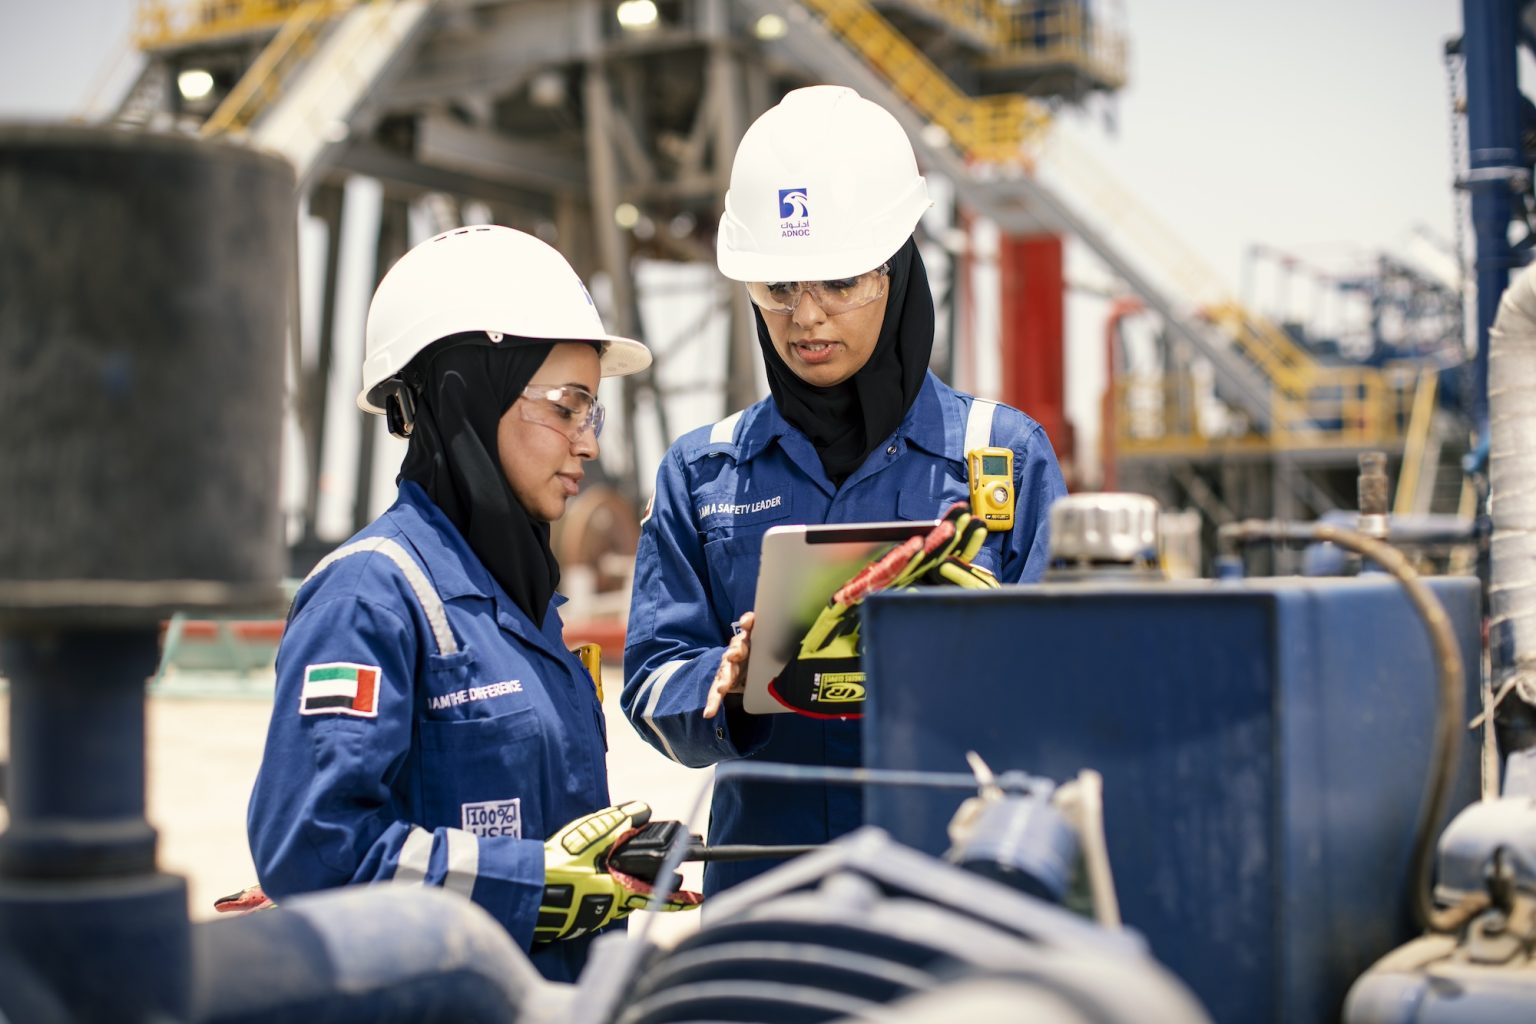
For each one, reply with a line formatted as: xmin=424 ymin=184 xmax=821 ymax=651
xmin=1462 ymin=0 xmax=1528 ymax=437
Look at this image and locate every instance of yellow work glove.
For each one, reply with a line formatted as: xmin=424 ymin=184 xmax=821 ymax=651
xmin=535 ymin=801 xmax=702 ymax=943
xmin=769 ymin=504 xmax=997 ymax=718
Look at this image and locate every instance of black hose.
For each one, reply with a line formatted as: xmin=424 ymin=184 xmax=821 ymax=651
xmin=1218 ymin=519 xmax=1469 ymax=933
xmin=688 ymin=843 xmax=820 ymax=862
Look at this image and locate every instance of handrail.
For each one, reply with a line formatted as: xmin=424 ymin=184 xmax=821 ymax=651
xmin=882 ymin=1 xmax=1128 ymax=87
xmin=986 ymin=1 xmax=1127 ymax=88
xmin=199 ymin=0 xmax=351 ymax=136
xmin=1112 ymin=367 xmax=1415 ymax=455
xmin=1395 ymin=368 xmax=1442 ymax=515
xmin=800 ymin=0 xmax=1052 ymax=164
xmin=135 ymin=0 xmax=310 ymax=48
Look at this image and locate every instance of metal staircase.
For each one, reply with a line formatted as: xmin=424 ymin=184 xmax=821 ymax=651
xmin=113 ymin=60 xmax=173 ymax=129
xmin=800 ymin=0 xmax=1052 ymax=162
xmin=133 ymin=0 xmax=437 ymax=193
xmin=198 ymin=0 xmax=354 ymax=137
xmin=1394 ymin=369 xmax=1473 ymax=516
xmin=871 ymin=1 xmax=1128 ymax=99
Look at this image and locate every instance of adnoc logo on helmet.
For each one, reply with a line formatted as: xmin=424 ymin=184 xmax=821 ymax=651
xmin=778 ymin=188 xmax=810 ymax=238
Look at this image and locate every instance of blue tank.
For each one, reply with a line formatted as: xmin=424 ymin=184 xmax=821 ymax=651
xmin=860 ymin=575 xmax=1483 ymax=1023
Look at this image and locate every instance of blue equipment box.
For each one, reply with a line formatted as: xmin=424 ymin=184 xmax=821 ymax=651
xmin=861 ymin=575 xmax=1482 ymax=1024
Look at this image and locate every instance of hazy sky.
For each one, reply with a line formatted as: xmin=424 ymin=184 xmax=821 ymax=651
xmin=0 ymin=0 xmax=1491 ymax=496
xmin=1066 ymin=0 xmax=1465 ymax=294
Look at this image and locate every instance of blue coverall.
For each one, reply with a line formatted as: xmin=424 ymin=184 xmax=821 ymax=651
xmin=622 ymin=371 xmax=1067 ymax=892
xmin=248 ymin=481 xmax=612 ymax=982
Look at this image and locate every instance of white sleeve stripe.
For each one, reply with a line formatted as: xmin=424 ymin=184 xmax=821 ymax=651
xmin=640 ymin=659 xmax=688 ymax=763
xmin=393 ymin=826 xmax=434 ymax=885
xmin=710 ymin=409 xmax=744 ymax=445
xmin=965 ymin=399 xmax=996 ymax=456
xmin=304 ymin=536 xmax=458 ymax=656
xmin=442 ymin=828 xmax=479 ymax=899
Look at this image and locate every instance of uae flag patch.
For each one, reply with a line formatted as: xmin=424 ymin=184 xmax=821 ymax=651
xmin=299 ymin=663 xmax=381 ymax=718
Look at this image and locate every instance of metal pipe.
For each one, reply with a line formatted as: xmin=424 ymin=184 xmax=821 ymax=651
xmin=0 ymin=627 xmax=193 ymax=1020
xmin=1217 ymin=520 xmax=1468 ymax=933
xmin=192 ymin=886 xmax=557 ymax=1024
xmin=1489 ymin=266 xmax=1536 ymax=760
xmin=1460 ymin=0 xmax=1524 ymax=438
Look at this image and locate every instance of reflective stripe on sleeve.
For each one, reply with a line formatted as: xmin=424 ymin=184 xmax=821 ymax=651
xmin=710 ymin=410 xmax=744 ymax=445
xmin=442 ymin=828 xmax=480 ymax=899
xmin=639 ymin=659 xmax=688 ymax=762
xmin=393 ymin=826 xmax=434 ymax=885
xmin=965 ymin=399 xmax=996 ymax=456
xmin=304 ymin=537 xmax=458 ymax=656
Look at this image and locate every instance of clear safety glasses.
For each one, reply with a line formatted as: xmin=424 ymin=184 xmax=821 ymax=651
xmin=745 ymin=263 xmax=890 ymax=316
xmin=518 ymin=383 xmax=605 ymax=441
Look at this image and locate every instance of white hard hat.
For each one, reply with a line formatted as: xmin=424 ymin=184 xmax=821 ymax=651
xmin=716 ymin=85 xmax=932 ymax=283
xmin=357 ymin=225 xmax=652 ymax=413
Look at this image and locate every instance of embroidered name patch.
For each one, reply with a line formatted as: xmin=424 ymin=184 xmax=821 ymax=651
xmin=428 ymin=679 xmax=523 ymax=711
xmin=697 ymin=494 xmax=784 ymax=520
xmin=462 ymin=798 xmax=522 ymax=838
xmin=299 ymin=663 xmax=381 ymax=718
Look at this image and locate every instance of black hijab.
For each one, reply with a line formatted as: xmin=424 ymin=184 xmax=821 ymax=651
xmin=754 ymin=236 xmax=935 ymax=486
xmin=398 ymin=334 xmax=560 ymax=621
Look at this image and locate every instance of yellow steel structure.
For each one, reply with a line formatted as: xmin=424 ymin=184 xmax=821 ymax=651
xmin=197 ymin=0 xmax=354 ymax=135
xmin=1393 ymin=368 xmax=1441 ymax=515
xmin=1200 ymin=302 xmax=1416 ymax=450
xmin=134 ymin=0 xmax=358 ymax=137
xmin=1111 ymin=361 xmax=1418 ymax=457
xmin=800 ymin=0 xmax=1054 ymax=164
xmin=135 ymin=0 xmax=314 ymax=49
xmin=909 ymin=1 xmax=1127 ymax=88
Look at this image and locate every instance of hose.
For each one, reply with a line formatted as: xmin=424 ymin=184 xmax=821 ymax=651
xmin=1218 ymin=519 xmax=1470 ymax=933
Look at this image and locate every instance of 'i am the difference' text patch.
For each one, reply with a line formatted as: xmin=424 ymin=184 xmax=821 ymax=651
xmin=299 ymin=662 xmax=381 ymax=718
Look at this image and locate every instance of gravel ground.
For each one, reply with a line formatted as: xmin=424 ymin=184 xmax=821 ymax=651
xmin=0 ymin=665 xmax=711 ymax=946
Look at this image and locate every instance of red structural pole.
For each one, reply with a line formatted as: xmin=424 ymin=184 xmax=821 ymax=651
xmin=998 ymin=233 xmax=1072 ymax=479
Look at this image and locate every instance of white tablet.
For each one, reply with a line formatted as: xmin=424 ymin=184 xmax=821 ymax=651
xmin=742 ymin=520 xmax=934 ymax=715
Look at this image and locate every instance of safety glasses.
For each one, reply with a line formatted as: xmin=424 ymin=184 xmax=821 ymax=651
xmin=518 ymin=383 xmax=605 ymax=441
xmin=745 ymin=263 xmax=890 ymax=316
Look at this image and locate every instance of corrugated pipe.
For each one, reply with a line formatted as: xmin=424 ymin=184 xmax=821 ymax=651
xmin=1489 ymin=266 xmax=1536 ymax=753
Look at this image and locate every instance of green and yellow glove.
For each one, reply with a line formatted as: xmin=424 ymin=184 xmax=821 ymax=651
xmin=768 ymin=504 xmax=997 ymax=719
xmin=535 ymin=801 xmax=702 ymax=944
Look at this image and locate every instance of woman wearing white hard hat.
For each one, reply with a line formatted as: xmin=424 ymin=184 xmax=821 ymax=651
xmin=246 ymin=226 xmax=697 ymax=982
xmin=622 ymin=86 xmax=1068 ymax=894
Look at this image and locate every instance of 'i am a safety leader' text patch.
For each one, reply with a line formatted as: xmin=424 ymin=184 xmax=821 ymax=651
xmin=299 ymin=662 xmax=381 ymax=718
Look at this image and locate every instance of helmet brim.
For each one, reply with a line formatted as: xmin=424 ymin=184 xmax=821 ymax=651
xmin=356 ymin=331 xmax=652 ymax=414
xmin=597 ymin=333 xmax=652 ymax=378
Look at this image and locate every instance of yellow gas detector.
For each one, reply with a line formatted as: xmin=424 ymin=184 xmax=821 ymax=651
xmin=967 ymin=446 xmax=1014 ymax=531
xmin=574 ymin=642 xmax=604 ymax=702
